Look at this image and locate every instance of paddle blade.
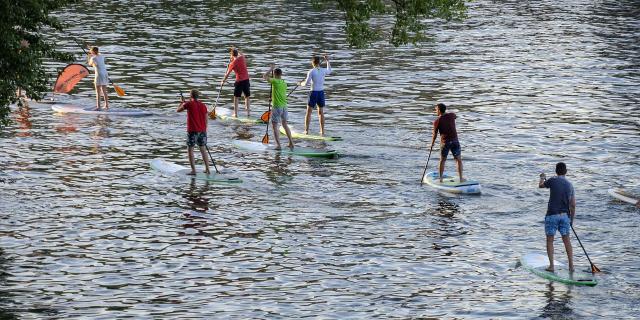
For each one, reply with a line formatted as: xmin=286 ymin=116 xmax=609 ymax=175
xmin=113 ymin=84 xmax=126 ymax=96
xmin=260 ymin=111 xmax=271 ymax=123
xmin=591 ymin=264 xmax=602 ymax=273
xmin=209 ymin=109 xmax=217 ymax=119
xmin=261 ymin=134 xmax=269 ymax=144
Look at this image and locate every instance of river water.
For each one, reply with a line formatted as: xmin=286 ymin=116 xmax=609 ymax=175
xmin=1 ymin=0 xmax=639 ymax=318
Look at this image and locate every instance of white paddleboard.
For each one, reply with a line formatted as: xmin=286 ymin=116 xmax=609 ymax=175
xmin=232 ymin=140 xmax=338 ymax=158
xmin=608 ymin=188 xmax=639 ymax=205
xmin=279 ymin=125 xmax=342 ymax=141
xmin=422 ymin=171 xmax=481 ymax=194
xmin=52 ymin=103 xmax=152 ymax=116
xmin=213 ymin=107 xmax=266 ymax=124
xmin=150 ymin=159 xmax=241 ymax=183
xmin=520 ymin=253 xmax=597 ymax=286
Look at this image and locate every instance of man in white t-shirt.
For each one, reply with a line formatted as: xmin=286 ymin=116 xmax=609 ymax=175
xmin=298 ymin=55 xmax=331 ymax=136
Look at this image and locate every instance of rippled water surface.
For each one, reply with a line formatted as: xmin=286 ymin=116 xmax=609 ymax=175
xmin=1 ymin=0 xmax=639 ymax=318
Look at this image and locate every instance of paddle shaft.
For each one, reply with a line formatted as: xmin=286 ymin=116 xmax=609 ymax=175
xmin=205 ymin=145 xmax=221 ymax=174
xmin=287 ymin=84 xmax=299 ymax=98
xmin=214 ymin=58 xmax=231 ymax=111
xmin=420 ymin=142 xmax=435 ymax=185
xmin=262 ymin=69 xmax=274 ymax=143
xmin=570 ymin=225 xmax=600 ymax=273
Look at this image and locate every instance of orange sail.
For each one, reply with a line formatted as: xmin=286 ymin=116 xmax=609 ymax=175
xmin=53 ymin=64 xmax=89 ymax=93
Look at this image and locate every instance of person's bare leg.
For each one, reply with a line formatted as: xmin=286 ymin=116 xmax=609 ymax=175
xmin=245 ymin=96 xmax=251 ymax=116
xmin=318 ymin=107 xmax=325 ymax=136
xmin=102 ymin=85 xmax=109 ymax=109
xmin=233 ymin=96 xmax=239 ymax=117
xmin=94 ymin=84 xmax=101 ymax=110
xmin=199 ymin=146 xmax=210 ymax=174
xmin=438 ymin=157 xmax=446 ymax=183
xmin=282 ymin=119 xmax=294 ymax=149
xmin=561 ymin=234 xmax=574 ymax=272
xmin=272 ymin=121 xmax=282 ymax=150
xmin=455 ymin=156 xmax=464 ymax=182
xmin=546 ymin=235 xmax=555 ymax=271
xmin=304 ymin=105 xmax=312 ymax=134
xmin=187 ymin=146 xmax=196 ymax=175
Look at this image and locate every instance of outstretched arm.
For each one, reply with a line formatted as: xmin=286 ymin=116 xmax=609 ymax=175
xmin=299 ymin=69 xmax=312 ymax=86
xmin=538 ymin=173 xmax=546 ymax=188
xmin=324 ymin=54 xmax=331 ymax=74
xmin=177 ymin=96 xmax=186 ymax=112
xmin=263 ymin=64 xmax=275 ymax=81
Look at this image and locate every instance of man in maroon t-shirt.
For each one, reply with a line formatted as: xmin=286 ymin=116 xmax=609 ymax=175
xmin=430 ymin=103 xmax=464 ymax=183
xmin=221 ymin=47 xmax=251 ymax=117
xmin=177 ymin=89 xmax=210 ymax=175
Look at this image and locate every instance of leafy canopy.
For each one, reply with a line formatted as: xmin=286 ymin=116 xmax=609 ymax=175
xmin=313 ymin=0 xmax=467 ymax=47
xmin=0 ymin=0 xmax=74 ymax=128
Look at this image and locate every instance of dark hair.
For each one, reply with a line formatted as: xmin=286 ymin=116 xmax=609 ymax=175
xmin=436 ymin=103 xmax=447 ymax=113
xmin=555 ymin=162 xmax=567 ymax=175
xmin=190 ymin=89 xmax=200 ymax=100
xmin=91 ymin=46 xmax=99 ymax=54
xmin=312 ymin=56 xmax=320 ymax=66
xmin=274 ymin=68 xmax=282 ymax=76
xmin=231 ymin=48 xmax=239 ymax=57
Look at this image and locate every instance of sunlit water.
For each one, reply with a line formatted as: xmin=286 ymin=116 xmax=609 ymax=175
xmin=1 ymin=1 xmax=639 ymax=318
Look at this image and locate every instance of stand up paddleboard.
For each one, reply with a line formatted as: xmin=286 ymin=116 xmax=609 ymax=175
xmin=422 ymin=171 xmax=481 ymax=194
xmin=279 ymin=125 xmax=342 ymax=141
xmin=233 ymin=140 xmax=338 ymax=158
xmin=214 ymin=107 xmax=266 ymax=124
xmin=52 ymin=104 xmax=152 ymax=116
xmin=150 ymin=159 xmax=242 ymax=183
xmin=520 ymin=253 xmax=597 ymax=286
xmin=608 ymin=188 xmax=639 ymax=205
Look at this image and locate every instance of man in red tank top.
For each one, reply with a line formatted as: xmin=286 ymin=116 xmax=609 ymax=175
xmin=430 ymin=103 xmax=464 ymax=183
xmin=221 ymin=47 xmax=251 ymax=117
xmin=177 ymin=89 xmax=211 ymax=175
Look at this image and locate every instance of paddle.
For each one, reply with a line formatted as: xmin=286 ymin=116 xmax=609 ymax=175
xmin=75 ymin=40 xmax=126 ymax=96
xmin=287 ymin=84 xmax=299 ymax=98
xmin=209 ymin=57 xmax=231 ymax=120
xmin=420 ymin=141 xmax=435 ymax=185
xmin=570 ymin=225 xmax=602 ymax=274
xmin=261 ymin=68 xmax=274 ymax=144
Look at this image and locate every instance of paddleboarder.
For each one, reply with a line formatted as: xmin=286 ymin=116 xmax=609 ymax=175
xmin=221 ymin=47 xmax=251 ymax=118
xmin=430 ymin=103 xmax=464 ymax=183
xmin=177 ymin=89 xmax=211 ymax=175
xmin=87 ymin=46 xmax=109 ymax=110
xmin=264 ymin=65 xmax=294 ymax=150
xmin=538 ymin=162 xmax=575 ymax=272
xmin=298 ymin=54 xmax=331 ymax=136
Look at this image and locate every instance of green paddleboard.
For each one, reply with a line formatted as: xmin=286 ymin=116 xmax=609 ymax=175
xmin=521 ymin=253 xmax=597 ymax=287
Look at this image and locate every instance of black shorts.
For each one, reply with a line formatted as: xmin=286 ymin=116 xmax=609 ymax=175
xmin=234 ymin=79 xmax=251 ymax=97
xmin=441 ymin=140 xmax=461 ymax=159
xmin=187 ymin=132 xmax=207 ymax=147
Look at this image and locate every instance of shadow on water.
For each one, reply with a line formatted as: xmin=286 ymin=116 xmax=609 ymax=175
xmin=540 ymin=282 xmax=574 ymax=319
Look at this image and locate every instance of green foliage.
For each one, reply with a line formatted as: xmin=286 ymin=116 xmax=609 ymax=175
xmin=0 ymin=0 xmax=74 ymax=129
xmin=313 ymin=0 xmax=468 ymax=48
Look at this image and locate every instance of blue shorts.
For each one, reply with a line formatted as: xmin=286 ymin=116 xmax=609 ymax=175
xmin=187 ymin=132 xmax=207 ymax=147
xmin=441 ymin=140 xmax=461 ymax=158
xmin=307 ymin=90 xmax=325 ymax=109
xmin=544 ymin=213 xmax=570 ymax=236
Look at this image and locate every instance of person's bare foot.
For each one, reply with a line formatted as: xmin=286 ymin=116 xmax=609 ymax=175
xmin=204 ymin=170 xmax=210 ymax=174
xmin=568 ymin=267 xmax=575 ymax=272
xmin=104 ymin=105 xmax=109 ymax=110
xmin=187 ymin=171 xmax=196 ymax=176
xmin=232 ymin=113 xmax=238 ymax=118
xmin=274 ymin=144 xmax=282 ymax=150
xmin=303 ymin=131 xmax=308 ymax=135
xmin=288 ymin=143 xmax=294 ymax=150
xmin=459 ymin=177 xmax=466 ymax=183
xmin=319 ymin=131 xmax=325 ymax=136
xmin=94 ymin=106 xmax=100 ymax=111
xmin=545 ymin=266 xmax=554 ymax=272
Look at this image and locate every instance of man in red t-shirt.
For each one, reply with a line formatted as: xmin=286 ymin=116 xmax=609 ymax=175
xmin=430 ymin=103 xmax=464 ymax=183
xmin=221 ymin=47 xmax=251 ymax=118
xmin=177 ymin=89 xmax=210 ymax=175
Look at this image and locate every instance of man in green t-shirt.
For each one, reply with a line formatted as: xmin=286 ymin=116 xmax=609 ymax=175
xmin=263 ymin=65 xmax=294 ymax=150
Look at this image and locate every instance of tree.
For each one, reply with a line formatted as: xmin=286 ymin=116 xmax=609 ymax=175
xmin=313 ymin=0 xmax=468 ymax=48
xmin=0 ymin=0 xmax=74 ymax=129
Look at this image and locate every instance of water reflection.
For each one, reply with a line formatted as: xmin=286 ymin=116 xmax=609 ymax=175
xmin=540 ymin=282 xmax=574 ymax=319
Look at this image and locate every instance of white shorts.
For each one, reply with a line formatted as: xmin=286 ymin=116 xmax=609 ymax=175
xmin=271 ymin=107 xmax=288 ymax=124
